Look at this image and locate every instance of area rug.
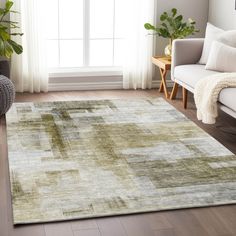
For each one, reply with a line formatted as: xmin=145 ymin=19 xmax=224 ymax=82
xmin=6 ymin=98 xmax=236 ymax=224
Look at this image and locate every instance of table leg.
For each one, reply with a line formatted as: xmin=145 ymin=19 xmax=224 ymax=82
xmin=170 ymin=82 xmax=179 ymax=100
xmin=159 ymin=81 xmax=164 ymax=93
xmin=182 ymin=87 xmax=188 ymax=109
xmin=159 ymin=68 xmax=169 ymax=98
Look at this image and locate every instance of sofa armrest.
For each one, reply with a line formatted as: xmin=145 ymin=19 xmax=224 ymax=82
xmin=171 ymin=38 xmax=204 ymax=81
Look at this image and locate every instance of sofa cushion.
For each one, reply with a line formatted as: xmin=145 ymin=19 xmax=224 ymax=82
xmin=205 ymin=41 xmax=236 ymax=72
xmin=199 ymin=23 xmax=224 ymax=65
xmin=219 ymin=88 xmax=236 ymax=112
xmin=217 ymin=30 xmax=236 ymax=48
xmin=174 ymin=64 xmax=220 ymax=89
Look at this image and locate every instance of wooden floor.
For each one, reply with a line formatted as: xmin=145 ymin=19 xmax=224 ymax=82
xmin=1 ymin=89 xmax=236 ymax=236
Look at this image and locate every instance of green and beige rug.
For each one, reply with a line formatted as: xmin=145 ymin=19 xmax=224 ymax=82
xmin=6 ymin=98 xmax=236 ymax=224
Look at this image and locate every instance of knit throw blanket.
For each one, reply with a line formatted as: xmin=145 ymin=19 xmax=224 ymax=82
xmin=194 ymin=73 xmax=236 ymax=124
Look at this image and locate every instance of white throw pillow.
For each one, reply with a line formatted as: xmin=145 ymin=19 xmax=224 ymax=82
xmin=199 ymin=23 xmax=224 ymax=65
xmin=217 ymin=30 xmax=236 ymax=47
xmin=205 ymin=41 xmax=236 ymax=72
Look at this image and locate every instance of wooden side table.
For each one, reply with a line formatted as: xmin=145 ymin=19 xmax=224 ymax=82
xmin=152 ymin=56 xmax=171 ymax=99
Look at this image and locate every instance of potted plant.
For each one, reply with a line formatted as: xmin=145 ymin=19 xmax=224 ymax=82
xmin=144 ymin=8 xmax=199 ymax=58
xmin=0 ymin=0 xmax=23 ymax=77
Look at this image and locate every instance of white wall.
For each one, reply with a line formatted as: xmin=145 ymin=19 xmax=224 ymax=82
xmin=0 ymin=0 xmax=5 ymax=7
xmin=209 ymin=0 xmax=236 ymax=30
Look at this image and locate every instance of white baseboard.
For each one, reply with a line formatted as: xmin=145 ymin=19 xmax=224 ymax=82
xmin=49 ymin=81 xmax=123 ymax=91
xmin=152 ymin=80 xmax=173 ymax=89
xmin=49 ymin=78 xmax=173 ymax=91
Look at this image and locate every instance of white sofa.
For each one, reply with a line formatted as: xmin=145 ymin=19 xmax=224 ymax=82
xmin=170 ymin=38 xmax=236 ymax=119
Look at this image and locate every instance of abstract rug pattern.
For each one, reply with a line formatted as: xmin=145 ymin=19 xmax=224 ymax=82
xmin=6 ymin=98 xmax=236 ymax=224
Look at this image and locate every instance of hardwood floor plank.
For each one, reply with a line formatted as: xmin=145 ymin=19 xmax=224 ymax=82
xmin=217 ymin=235 xmax=235 ymax=236
xmin=164 ymin=210 xmax=211 ymax=236
xmin=120 ymin=215 xmax=156 ymax=236
xmin=145 ymin=213 xmax=173 ymax=231
xmin=96 ymin=217 xmax=127 ymax=236
xmin=191 ymin=208 xmax=231 ymax=236
xmin=211 ymin=205 xmax=236 ymax=235
xmin=44 ymin=222 xmax=73 ymax=236
xmin=153 ymin=229 xmax=175 ymax=236
xmin=71 ymin=219 xmax=98 ymax=231
xmin=9 ymin=225 xmax=46 ymax=236
xmin=73 ymin=229 xmax=101 ymax=236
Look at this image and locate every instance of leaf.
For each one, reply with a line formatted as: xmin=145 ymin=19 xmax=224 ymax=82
xmin=144 ymin=23 xmax=156 ymax=30
xmin=3 ymin=41 xmax=13 ymax=58
xmin=172 ymin=8 xmax=177 ymax=17
xmin=0 ymin=28 xmax=10 ymax=40
xmin=0 ymin=39 xmax=4 ymax=55
xmin=8 ymin=39 xmax=23 ymax=54
xmin=1 ymin=20 xmax=18 ymax=24
xmin=0 ymin=25 xmax=8 ymax=31
xmin=10 ymin=25 xmax=20 ymax=29
xmin=159 ymin=28 xmax=170 ymax=38
xmin=10 ymin=33 xmax=24 ymax=36
xmin=161 ymin=23 xmax=168 ymax=29
xmin=160 ymin=12 xmax=167 ymax=21
xmin=5 ymin=0 xmax=14 ymax=11
xmin=0 ymin=8 xmax=5 ymax=15
xmin=176 ymin=21 xmax=182 ymax=29
xmin=175 ymin=15 xmax=183 ymax=22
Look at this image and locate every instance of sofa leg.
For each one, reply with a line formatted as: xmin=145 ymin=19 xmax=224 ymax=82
xmin=182 ymin=87 xmax=188 ymax=109
xmin=170 ymin=83 xmax=179 ymax=100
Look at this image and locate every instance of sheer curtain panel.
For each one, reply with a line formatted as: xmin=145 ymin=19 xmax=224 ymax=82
xmin=11 ymin=0 xmax=48 ymax=93
xmin=123 ymin=0 xmax=155 ymax=89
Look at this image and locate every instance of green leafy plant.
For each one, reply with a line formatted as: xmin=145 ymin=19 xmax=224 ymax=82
xmin=144 ymin=8 xmax=199 ymax=42
xmin=0 ymin=0 xmax=23 ymax=58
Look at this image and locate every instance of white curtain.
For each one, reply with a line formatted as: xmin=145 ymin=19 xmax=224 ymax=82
xmin=123 ymin=0 xmax=155 ymax=90
xmin=11 ymin=0 xmax=48 ymax=93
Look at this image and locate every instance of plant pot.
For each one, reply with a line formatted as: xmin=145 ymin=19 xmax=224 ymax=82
xmin=0 ymin=60 xmax=10 ymax=78
xmin=164 ymin=39 xmax=173 ymax=59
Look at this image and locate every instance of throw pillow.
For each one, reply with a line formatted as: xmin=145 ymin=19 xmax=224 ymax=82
xmin=198 ymin=23 xmax=224 ymax=65
xmin=205 ymin=41 xmax=236 ymax=72
xmin=217 ymin=30 xmax=236 ymax=47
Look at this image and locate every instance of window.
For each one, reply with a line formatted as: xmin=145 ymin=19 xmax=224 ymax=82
xmin=45 ymin=0 xmax=126 ymax=69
